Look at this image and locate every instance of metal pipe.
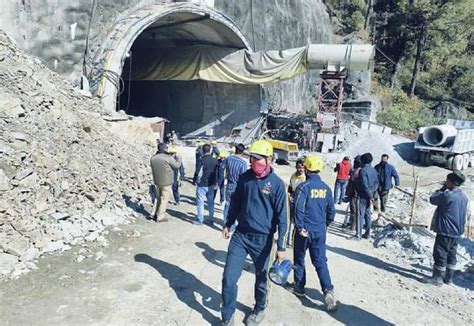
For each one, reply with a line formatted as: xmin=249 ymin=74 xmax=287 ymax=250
xmin=422 ymin=125 xmax=457 ymax=146
xmin=307 ymin=44 xmax=374 ymax=71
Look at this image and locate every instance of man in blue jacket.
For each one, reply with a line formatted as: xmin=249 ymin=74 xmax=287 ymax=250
xmin=288 ymin=155 xmax=337 ymax=312
xmin=221 ymin=140 xmax=288 ymax=326
xmin=355 ymin=153 xmax=379 ymax=239
xmin=374 ymin=154 xmax=400 ymax=213
xmin=423 ymin=171 xmax=468 ymax=286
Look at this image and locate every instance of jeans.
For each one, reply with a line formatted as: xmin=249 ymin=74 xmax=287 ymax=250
xmin=293 ymin=231 xmax=333 ymax=292
xmin=356 ymin=197 xmax=372 ymax=237
xmin=172 ymin=181 xmax=180 ymax=204
xmin=334 ymin=179 xmax=348 ymax=204
xmin=196 ymin=186 xmax=215 ymax=223
xmin=433 ymin=234 xmax=458 ymax=270
xmin=221 ymin=231 xmax=273 ymax=321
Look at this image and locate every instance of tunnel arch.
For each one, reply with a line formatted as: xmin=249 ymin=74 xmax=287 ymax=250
xmin=91 ymin=2 xmax=254 ymax=116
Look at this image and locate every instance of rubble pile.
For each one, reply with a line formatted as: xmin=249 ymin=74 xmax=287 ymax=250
xmin=0 ymin=31 xmax=152 ymax=279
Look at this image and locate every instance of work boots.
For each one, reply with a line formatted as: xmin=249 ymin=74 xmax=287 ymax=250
xmin=324 ymin=290 xmax=338 ymax=312
xmin=444 ymin=268 xmax=455 ymax=285
xmin=245 ymin=309 xmax=265 ymax=326
xmin=422 ymin=267 xmax=444 ymax=286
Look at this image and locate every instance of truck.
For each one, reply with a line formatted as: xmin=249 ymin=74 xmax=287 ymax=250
xmin=265 ymin=139 xmax=299 ymax=162
xmin=414 ymin=119 xmax=474 ymax=171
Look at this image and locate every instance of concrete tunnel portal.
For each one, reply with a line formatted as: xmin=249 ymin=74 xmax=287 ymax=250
xmin=104 ymin=5 xmax=262 ymax=139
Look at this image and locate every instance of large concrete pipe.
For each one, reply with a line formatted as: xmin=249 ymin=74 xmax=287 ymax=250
xmin=307 ymin=44 xmax=374 ymax=71
xmin=422 ymin=124 xmax=457 ymax=146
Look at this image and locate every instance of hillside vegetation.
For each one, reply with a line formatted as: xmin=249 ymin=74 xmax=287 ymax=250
xmin=325 ymin=0 xmax=474 ymax=131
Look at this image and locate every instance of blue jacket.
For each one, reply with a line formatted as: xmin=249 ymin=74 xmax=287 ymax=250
xmin=226 ymin=169 xmax=288 ymax=251
xmin=356 ymin=164 xmax=379 ymax=199
xmin=294 ymin=174 xmax=335 ymax=233
xmin=430 ymin=188 xmax=468 ymax=238
xmin=374 ymin=162 xmax=400 ymax=191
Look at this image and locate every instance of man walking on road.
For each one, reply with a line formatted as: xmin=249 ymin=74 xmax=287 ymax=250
xmin=333 ymin=156 xmax=351 ymax=205
xmin=195 ymin=144 xmax=218 ymax=225
xmin=423 ymin=171 xmax=468 ymax=286
xmin=221 ymin=140 xmax=288 ymax=326
xmin=355 ymin=153 xmax=379 ymax=239
xmin=223 ymin=143 xmax=248 ymax=230
xmin=150 ymin=143 xmax=182 ymax=222
xmin=374 ymin=154 xmax=400 ymax=214
xmin=288 ymin=155 xmax=337 ymax=312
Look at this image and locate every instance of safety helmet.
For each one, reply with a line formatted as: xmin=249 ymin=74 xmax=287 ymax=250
xmin=231 ymin=146 xmax=236 ymax=154
xmin=197 ymin=140 xmax=205 ymax=146
xmin=304 ymin=155 xmax=324 ymax=172
xmin=249 ymin=140 xmax=273 ymax=158
xmin=211 ymin=140 xmax=217 ymax=145
xmin=219 ymin=149 xmax=229 ymax=158
xmin=168 ymin=146 xmax=177 ymax=154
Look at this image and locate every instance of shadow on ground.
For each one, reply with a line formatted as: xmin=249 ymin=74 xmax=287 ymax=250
xmin=295 ymin=287 xmax=395 ymax=325
xmin=122 ymin=194 xmax=152 ymax=220
xmin=327 ymin=246 xmax=426 ymax=281
xmin=134 ymin=254 xmax=252 ymax=324
xmin=195 ymin=242 xmax=254 ymax=272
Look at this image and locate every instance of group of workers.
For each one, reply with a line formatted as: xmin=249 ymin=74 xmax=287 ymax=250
xmin=149 ymin=138 xmax=469 ymax=326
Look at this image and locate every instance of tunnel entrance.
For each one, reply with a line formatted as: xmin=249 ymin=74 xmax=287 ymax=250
xmin=115 ymin=9 xmax=261 ymax=138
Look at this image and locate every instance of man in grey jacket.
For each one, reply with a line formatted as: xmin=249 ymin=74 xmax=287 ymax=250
xmin=150 ymin=143 xmax=182 ymax=222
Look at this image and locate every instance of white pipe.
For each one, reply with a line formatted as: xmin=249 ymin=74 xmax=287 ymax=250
xmin=307 ymin=44 xmax=374 ymax=71
xmin=422 ymin=125 xmax=457 ymax=146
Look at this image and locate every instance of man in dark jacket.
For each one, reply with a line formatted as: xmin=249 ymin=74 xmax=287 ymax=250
xmin=374 ymin=154 xmax=400 ymax=213
xmin=195 ymin=144 xmax=218 ymax=225
xmin=221 ymin=140 xmax=288 ymax=326
xmin=355 ymin=153 xmax=379 ymax=239
xmin=423 ymin=171 xmax=468 ymax=286
xmin=150 ymin=143 xmax=182 ymax=222
xmin=289 ymin=155 xmax=337 ymax=312
xmin=193 ymin=141 xmax=205 ymax=184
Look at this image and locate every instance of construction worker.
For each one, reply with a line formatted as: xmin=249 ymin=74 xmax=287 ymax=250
xmin=195 ymin=144 xmax=218 ymax=225
xmin=150 ymin=143 xmax=182 ymax=222
xmin=287 ymin=159 xmax=306 ymax=247
xmin=223 ymin=143 xmax=248 ymax=229
xmin=221 ymin=140 xmax=288 ymax=326
xmin=354 ymin=153 xmax=379 ymax=239
xmin=211 ymin=139 xmax=220 ymax=158
xmin=168 ymin=146 xmax=185 ymax=205
xmin=216 ymin=149 xmax=228 ymax=205
xmin=374 ymin=154 xmax=400 ymax=214
xmin=193 ymin=140 xmax=205 ymax=184
xmin=287 ymin=155 xmax=337 ymax=312
xmin=343 ymin=155 xmax=362 ymax=229
xmin=333 ymin=156 xmax=352 ymax=205
xmin=423 ymin=171 xmax=468 ymax=286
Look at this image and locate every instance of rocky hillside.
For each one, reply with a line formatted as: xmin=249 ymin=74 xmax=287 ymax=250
xmin=0 ymin=31 xmax=152 ymax=279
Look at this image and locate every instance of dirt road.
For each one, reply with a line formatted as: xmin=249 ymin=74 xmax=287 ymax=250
xmin=1 ymin=147 xmax=472 ymax=325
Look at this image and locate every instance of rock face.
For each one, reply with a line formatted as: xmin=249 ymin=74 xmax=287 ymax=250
xmin=0 ymin=31 xmax=152 ymax=280
xmin=0 ymin=0 xmax=334 ymax=115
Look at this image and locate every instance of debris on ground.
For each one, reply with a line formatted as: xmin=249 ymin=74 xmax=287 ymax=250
xmin=0 ymin=31 xmax=152 ymax=279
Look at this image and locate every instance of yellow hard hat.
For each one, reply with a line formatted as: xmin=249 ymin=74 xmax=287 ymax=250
xmin=249 ymin=140 xmax=273 ymax=158
xmin=304 ymin=155 xmax=324 ymax=172
xmin=211 ymin=140 xmax=217 ymax=145
xmin=198 ymin=141 xmax=204 ymax=146
xmin=168 ymin=146 xmax=177 ymax=154
xmin=219 ymin=149 xmax=229 ymax=158
xmin=231 ymin=146 xmax=236 ymax=154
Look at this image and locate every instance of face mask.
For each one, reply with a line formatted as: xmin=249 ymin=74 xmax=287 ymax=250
xmin=251 ymin=160 xmax=270 ymax=178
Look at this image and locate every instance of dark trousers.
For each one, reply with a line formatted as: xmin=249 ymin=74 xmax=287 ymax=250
xmin=375 ymin=189 xmax=390 ymax=213
xmin=218 ymin=179 xmax=225 ymax=203
xmin=172 ymin=181 xmax=180 ymax=203
xmin=221 ymin=231 xmax=273 ymax=321
xmin=334 ymin=179 xmax=348 ymax=204
xmin=293 ymin=231 xmax=333 ymax=292
xmin=433 ymin=234 xmax=458 ymax=270
xmin=349 ymin=196 xmax=358 ymax=230
xmin=357 ymin=197 xmax=372 ymax=237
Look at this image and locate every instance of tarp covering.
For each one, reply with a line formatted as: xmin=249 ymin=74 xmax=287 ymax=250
xmin=130 ymin=44 xmax=374 ymax=85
